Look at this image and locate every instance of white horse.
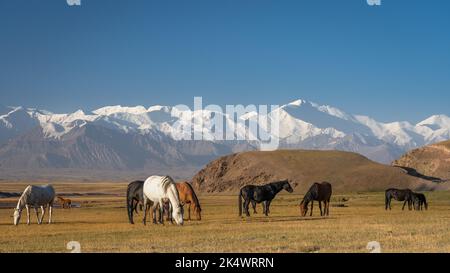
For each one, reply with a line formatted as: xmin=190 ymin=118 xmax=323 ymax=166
xmin=143 ymin=175 xmax=184 ymax=226
xmin=13 ymin=185 xmax=55 ymax=226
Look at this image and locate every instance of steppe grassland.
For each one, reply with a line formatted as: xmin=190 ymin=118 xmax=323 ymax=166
xmin=0 ymin=182 xmax=449 ymax=252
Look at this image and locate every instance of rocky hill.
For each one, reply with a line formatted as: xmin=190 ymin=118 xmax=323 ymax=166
xmin=191 ymin=150 xmax=441 ymax=193
xmin=392 ymin=140 xmax=450 ymax=182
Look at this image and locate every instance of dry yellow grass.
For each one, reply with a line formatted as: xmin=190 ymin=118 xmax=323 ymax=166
xmin=1 ymin=182 xmax=450 ymax=253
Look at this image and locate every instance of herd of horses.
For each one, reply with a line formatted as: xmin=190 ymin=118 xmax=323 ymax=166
xmin=11 ymin=176 xmax=428 ymax=226
xmin=126 ymin=176 xmax=202 ymax=225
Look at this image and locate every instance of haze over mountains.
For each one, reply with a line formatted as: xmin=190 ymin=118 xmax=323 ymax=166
xmin=0 ymin=99 xmax=449 ymax=180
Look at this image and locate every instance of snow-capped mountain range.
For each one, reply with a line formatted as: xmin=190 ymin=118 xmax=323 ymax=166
xmin=0 ymin=99 xmax=449 ymax=179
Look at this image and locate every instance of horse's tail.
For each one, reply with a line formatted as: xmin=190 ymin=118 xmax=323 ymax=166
xmin=238 ymin=188 xmax=243 ymax=216
xmin=126 ymin=185 xmax=134 ymax=224
xmin=385 ymin=191 xmax=390 ymax=210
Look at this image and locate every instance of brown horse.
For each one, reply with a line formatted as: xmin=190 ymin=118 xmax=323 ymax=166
xmin=57 ymin=196 xmax=72 ymax=209
xmin=300 ymin=182 xmax=332 ymax=217
xmin=176 ymin=181 xmax=201 ymax=221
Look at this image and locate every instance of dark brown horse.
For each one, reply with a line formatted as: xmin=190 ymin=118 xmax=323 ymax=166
xmin=411 ymin=192 xmax=428 ymax=211
xmin=300 ymin=182 xmax=332 ymax=217
xmin=385 ymin=188 xmax=413 ymax=210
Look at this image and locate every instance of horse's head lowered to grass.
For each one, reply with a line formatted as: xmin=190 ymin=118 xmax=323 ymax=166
xmin=172 ymin=203 xmax=184 ymax=225
xmin=299 ymin=182 xmax=332 ymax=217
xmin=167 ymin=182 xmax=184 ymax=225
xmin=13 ymin=208 xmax=22 ymax=226
xmin=299 ymin=200 xmax=308 ymax=217
xmin=194 ymin=206 xmax=202 ymax=221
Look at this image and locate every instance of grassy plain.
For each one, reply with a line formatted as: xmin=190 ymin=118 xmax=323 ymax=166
xmin=0 ymin=182 xmax=450 ymax=253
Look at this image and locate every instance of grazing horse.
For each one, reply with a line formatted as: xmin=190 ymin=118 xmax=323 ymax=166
xmin=411 ymin=192 xmax=428 ymax=211
xmin=13 ymin=185 xmax=55 ymax=226
xmin=142 ymin=175 xmax=184 ymax=226
xmin=57 ymin=196 xmax=72 ymax=209
xmin=385 ymin=188 xmax=413 ymax=210
xmin=299 ymin=182 xmax=332 ymax=217
xmin=176 ymin=181 xmax=202 ymax=221
xmin=238 ymin=180 xmax=294 ymax=217
xmin=126 ymin=180 xmax=150 ymax=224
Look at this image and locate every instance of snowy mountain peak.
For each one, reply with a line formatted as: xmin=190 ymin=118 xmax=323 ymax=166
xmin=0 ymin=100 xmax=449 ymax=164
xmin=418 ymin=114 xmax=450 ymax=128
xmin=93 ymin=105 xmax=148 ymax=116
xmin=148 ymin=105 xmax=171 ymax=113
xmin=287 ymin=99 xmax=307 ymax=106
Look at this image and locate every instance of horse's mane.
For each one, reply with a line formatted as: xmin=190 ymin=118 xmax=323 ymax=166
xmin=185 ymin=182 xmax=201 ymax=211
xmin=161 ymin=176 xmax=176 ymax=193
xmin=17 ymin=185 xmax=33 ymax=208
xmin=268 ymin=180 xmax=289 ymax=187
xmin=302 ymin=183 xmax=320 ymax=204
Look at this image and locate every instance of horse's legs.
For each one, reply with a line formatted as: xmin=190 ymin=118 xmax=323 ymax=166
xmin=40 ymin=205 xmax=46 ymax=224
xmin=402 ymin=200 xmax=407 ymax=211
xmin=168 ymin=202 xmax=173 ymax=224
xmin=133 ymin=200 xmax=139 ymax=215
xmin=243 ymin=199 xmax=251 ymax=217
xmin=310 ymin=201 xmax=314 ymax=217
xmin=152 ymin=205 xmax=158 ymax=224
xmin=265 ymin=200 xmax=271 ymax=216
xmin=26 ymin=205 xmax=30 ymax=225
xmin=142 ymin=197 xmax=148 ymax=225
xmin=148 ymin=201 xmax=153 ymax=219
xmin=151 ymin=204 xmax=157 ymax=224
xmin=159 ymin=201 xmax=164 ymax=224
xmin=319 ymin=201 xmax=323 ymax=216
xmin=326 ymin=201 xmax=330 ymax=216
xmin=34 ymin=207 xmax=40 ymax=224
xmin=252 ymin=201 xmax=257 ymax=214
xmin=48 ymin=204 xmax=53 ymax=224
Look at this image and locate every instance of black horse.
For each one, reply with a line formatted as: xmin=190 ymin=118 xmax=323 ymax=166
xmin=385 ymin=188 xmax=413 ymax=210
xmin=299 ymin=182 xmax=332 ymax=217
xmin=126 ymin=180 xmax=147 ymax=224
xmin=238 ymin=180 xmax=294 ymax=217
xmin=411 ymin=192 xmax=428 ymax=211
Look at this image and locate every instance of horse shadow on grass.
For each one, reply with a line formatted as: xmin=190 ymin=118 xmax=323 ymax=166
xmin=241 ymin=215 xmax=335 ymax=223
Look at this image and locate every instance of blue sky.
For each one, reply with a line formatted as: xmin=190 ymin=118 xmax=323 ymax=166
xmin=0 ymin=0 xmax=449 ymax=123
